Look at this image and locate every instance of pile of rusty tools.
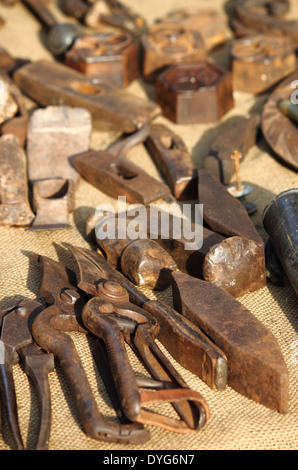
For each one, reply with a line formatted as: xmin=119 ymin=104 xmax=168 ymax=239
xmin=0 ymin=0 xmax=297 ymax=450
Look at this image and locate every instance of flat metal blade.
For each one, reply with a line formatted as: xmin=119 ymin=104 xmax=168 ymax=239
xmin=171 ymin=271 xmax=289 ymax=413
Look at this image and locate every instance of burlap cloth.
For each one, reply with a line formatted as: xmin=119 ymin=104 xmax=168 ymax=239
xmin=0 ymin=0 xmax=297 ymax=451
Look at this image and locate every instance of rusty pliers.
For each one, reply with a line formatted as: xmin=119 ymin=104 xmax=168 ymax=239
xmin=68 ymin=245 xmax=212 ymax=433
xmin=0 ymin=299 xmax=54 ymax=450
xmin=31 ymin=254 xmax=150 ymax=444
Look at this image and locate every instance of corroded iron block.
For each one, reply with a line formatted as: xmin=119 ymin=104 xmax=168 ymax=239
xmin=27 ymin=105 xmax=92 ymax=186
xmin=156 ymin=7 xmax=229 ymax=51
xmin=65 ymin=31 xmax=139 ymax=88
xmin=120 ymin=239 xmax=177 ymax=291
xmin=155 ymin=62 xmax=234 ymax=124
xmin=203 ymin=236 xmax=267 ymax=297
xmin=231 ymin=34 xmax=297 ymax=94
xmin=140 ymin=23 xmax=206 ymax=82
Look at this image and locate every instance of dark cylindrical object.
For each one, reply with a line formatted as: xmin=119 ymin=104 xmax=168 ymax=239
xmin=263 ymin=188 xmax=298 ymax=296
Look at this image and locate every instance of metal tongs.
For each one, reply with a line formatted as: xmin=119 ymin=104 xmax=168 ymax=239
xmin=68 ymin=245 xmax=211 ymax=433
xmin=0 ymin=299 xmax=54 ymax=450
xmin=32 ymin=253 xmax=149 ymax=445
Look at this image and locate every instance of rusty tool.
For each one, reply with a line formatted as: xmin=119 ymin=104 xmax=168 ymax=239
xmin=69 ymin=246 xmax=211 ymax=432
xmin=87 ymin=204 xmax=267 ymax=297
xmin=202 ymin=235 xmax=267 ymax=298
xmin=140 ymin=23 xmax=206 ymax=83
xmin=65 ymin=30 xmax=139 ymax=88
xmin=69 ymin=245 xmax=228 ymax=392
xmin=31 ymin=253 xmax=149 ymax=444
xmin=203 ymin=114 xmax=260 ymax=185
xmin=73 ymin=124 xmax=171 ymax=204
xmin=231 ymin=0 xmax=298 ymax=49
xmin=86 ymin=209 xmax=177 ymax=290
xmin=145 ymin=124 xmax=198 ymax=200
xmin=152 ymin=216 xmax=267 ymax=298
xmin=13 ymin=59 xmax=161 ymax=132
xmin=155 ymin=61 xmax=234 ymax=124
xmin=231 ymin=34 xmax=296 ymax=95
xmin=198 ymin=169 xmax=267 ymax=295
xmin=89 ymin=210 xmax=177 ymax=290
xmin=156 ymin=7 xmax=229 ymax=52
xmin=81 ymin=297 xmax=209 ymax=432
xmin=171 ymin=270 xmax=289 ymax=413
xmin=198 ymin=168 xmax=264 ymax=249
xmin=0 ymin=299 xmax=55 ymax=450
xmin=22 ymin=0 xmax=83 ymax=56
xmin=26 ymin=105 xmax=92 ymax=231
xmin=0 ymin=134 xmax=34 ymax=227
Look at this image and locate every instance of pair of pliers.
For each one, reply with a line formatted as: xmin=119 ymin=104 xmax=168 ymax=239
xmin=31 ymin=253 xmax=150 ymax=444
xmin=68 ymin=245 xmax=214 ymax=433
xmin=0 ymin=298 xmax=54 ymax=450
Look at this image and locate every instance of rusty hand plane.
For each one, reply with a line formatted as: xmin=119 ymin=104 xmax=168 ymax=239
xmin=73 ymin=124 xmax=171 ymax=204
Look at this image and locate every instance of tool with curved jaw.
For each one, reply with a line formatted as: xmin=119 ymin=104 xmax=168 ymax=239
xmin=32 ymin=254 xmax=149 ymax=445
xmin=171 ymin=270 xmax=289 ymax=413
xmin=0 ymin=299 xmax=54 ymax=450
xmin=69 ymin=245 xmax=228 ymax=391
xmin=69 ymin=245 xmax=210 ymax=432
